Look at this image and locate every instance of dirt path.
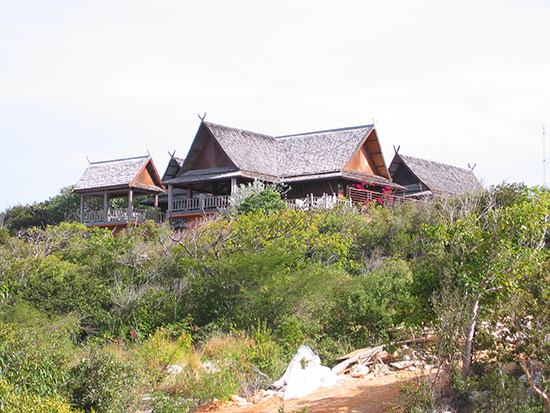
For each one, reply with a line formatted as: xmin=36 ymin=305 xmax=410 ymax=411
xmin=198 ymin=369 xmax=433 ymax=413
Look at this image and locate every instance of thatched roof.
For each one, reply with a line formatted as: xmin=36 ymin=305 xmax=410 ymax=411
xmin=74 ymin=156 xmax=165 ymax=194
xmin=162 ymin=156 xmax=184 ymax=181
xmin=277 ymin=125 xmax=374 ymax=177
xmin=389 ymin=153 xmax=482 ymax=196
xmin=165 ymin=121 xmax=393 ymax=186
xmin=205 ymin=122 xmax=279 ymax=176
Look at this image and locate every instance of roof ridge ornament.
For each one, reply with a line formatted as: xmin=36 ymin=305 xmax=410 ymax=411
xmin=198 ymin=112 xmax=207 ymax=122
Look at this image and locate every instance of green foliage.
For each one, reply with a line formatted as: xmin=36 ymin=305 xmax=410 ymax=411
xmin=321 ymin=259 xmax=415 ymax=348
xmin=0 ymin=378 xmax=78 ymax=413
xmin=395 ymin=378 xmax=437 ymax=413
xmin=67 ymin=348 xmax=140 ymax=412
xmin=1 ymin=183 xmax=549 ymax=410
xmin=2 ymin=186 xmax=80 ymax=234
xmin=136 ymin=326 xmax=194 ymax=381
xmin=468 ymin=368 xmax=544 ymax=413
xmin=0 ymin=315 xmax=76 ymax=399
xmin=236 ymin=189 xmax=287 ymax=215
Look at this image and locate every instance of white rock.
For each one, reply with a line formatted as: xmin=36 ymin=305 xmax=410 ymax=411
xmin=350 ymin=364 xmax=370 ymax=378
xmin=273 ymin=345 xmax=337 ymax=400
xmin=166 ymin=364 xmax=183 ymax=375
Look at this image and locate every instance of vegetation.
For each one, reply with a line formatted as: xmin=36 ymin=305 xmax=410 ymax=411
xmin=0 ymin=184 xmax=549 ymax=412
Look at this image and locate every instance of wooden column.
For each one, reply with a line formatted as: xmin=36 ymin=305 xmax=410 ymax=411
xmin=103 ymin=193 xmax=110 ymax=222
xmin=128 ymin=190 xmax=133 ymax=222
xmin=187 ymin=185 xmax=193 ymax=198
xmin=167 ymin=185 xmax=173 ymax=220
xmin=80 ymin=195 xmax=84 ymax=223
xmin=230 ymin=178 xmax=238 ymax=195
xmin=154 ymin=194 xmax=159 ymax=222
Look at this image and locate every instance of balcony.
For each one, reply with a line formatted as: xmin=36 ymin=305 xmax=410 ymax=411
xmin=82 ymin=208 xmax=165 ymax=225
xmin=171 ymin=195 xmax=231 ymax=215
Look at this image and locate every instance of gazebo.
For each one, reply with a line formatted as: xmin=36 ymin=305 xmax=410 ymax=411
xmin=73 ymin=155 xmax=166 ymax=229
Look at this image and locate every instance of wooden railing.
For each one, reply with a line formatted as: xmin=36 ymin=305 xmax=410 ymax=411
xmin=172 ymin=195 xmax=230 ymax=213
xmin=285 ymin=194 xmax=351 ymax=211
xmin=349 ymin=187 xmax=421 ymax=208
xmin=82 ymin=208 xmax=165 ymax=224
xmin=168 ymin=191 xmax=422 ymax=217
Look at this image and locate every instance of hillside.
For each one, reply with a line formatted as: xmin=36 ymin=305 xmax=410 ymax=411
xmin=0 ymin=184 xmax=549 ymax=412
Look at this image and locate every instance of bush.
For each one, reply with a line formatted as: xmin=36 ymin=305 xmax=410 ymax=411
xmin=136 ymin=326 xmax=194 ymax=381
xmin=236 ymin=189 xmax=287 ymax=215
xmin=468 ymin=368 xmax=544 ymax=413
xmin=0 ymin=315 xmax=76 ymax=399
xmin=0 ymin=378 xmax=77 ymax=413
xmin=67 ymin=349 xmax=140 ymax=412
xmin=321 ymin=259 xmax=415 ymax=348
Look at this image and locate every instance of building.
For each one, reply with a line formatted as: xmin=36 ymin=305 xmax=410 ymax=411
xmin=73 ymin=155 xmax=166 ymax=230
xmin=161 ymin=120 xmax=405 ymax=222
xmin=389 ymin=153 xmax=482 ymax=198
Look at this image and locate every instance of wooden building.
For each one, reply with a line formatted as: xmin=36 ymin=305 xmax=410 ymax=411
xmin=162 ymin=121 xmax=404 ymax=221
xmin=389 ymin=153 xmax=482 ymax=198
xmin=73 ymin=155 xmax=166 ymax=230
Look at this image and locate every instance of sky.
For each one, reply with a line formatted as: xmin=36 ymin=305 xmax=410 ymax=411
xmin=1 ymin=0 xmax=550 ymax=211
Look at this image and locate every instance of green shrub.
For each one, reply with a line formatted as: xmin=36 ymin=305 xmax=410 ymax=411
xmin=0 ymin=316 xmax=75 ymax=398
xmin=321 ymin=259 xmax=415 ymax=348
xmin=468 ymin=368 xmax=544 ymax=413
xmin=136 ymin=326 xmax=194 ymax=381
xmin=67 ymin=348 xmax=140 ymax=412
xmin=0 ymin=378 xmax=77 ymax=413
xmin=236 ymin=189 xmax=286 ymax=215
xmin=395 ymin=378 xmax=437 ymax=413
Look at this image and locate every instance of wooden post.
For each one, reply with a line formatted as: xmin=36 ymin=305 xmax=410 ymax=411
xmin=154 ymin=194 xmax=159 ymax=222
xmin=231 ymin=178 xmax=237 ymax=195
xmin=103 ymin=193 xmax=110 ymax=222
xmin=128 ymin=190 xmax=133 ymax=222
xmin=80 ymin=195 xmax=84 ymax=223
xmin=167 ymin=185 xmax=173 ymax=220
xmin=199 ymin=194 xmax=205 ymax=212
xmin=187 ymin=185 xmax=193 ymax=198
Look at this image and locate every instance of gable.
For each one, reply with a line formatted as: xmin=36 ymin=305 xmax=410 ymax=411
xmin=390 ymin=153 xmax=482 ymax=195
xmin=162 ymin=156 xmax=184 ymax=181
xmin=190 ymin=132 xmax=234 ymax=170
xmin=343 ymin=129 xmax=390 ymax=179
xmin=74 ymin=156 xmax=165 ymax=194
xmin=345 ymin=144 xmax=375 ymax=175
xmin=131 ymin=159 xmax=164 ymax=189
xmin=180 ymin=123 xmax=238 ymax=176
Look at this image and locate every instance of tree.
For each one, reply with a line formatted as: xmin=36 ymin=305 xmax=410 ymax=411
xmin=2 ymin=186 xmax=80 ymax=234
xmin=428 ymin=186 xmax=550 ymax=383
xmin=236 ymin=189 xmax=286 ymax=215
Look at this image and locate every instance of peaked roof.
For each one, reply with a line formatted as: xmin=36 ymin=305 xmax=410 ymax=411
xmin=276 ymin=125 xmax=375 ymax=177
xmin=203 ymin=122 xmax=279 ymax=176
xmin=390 ymin=153 xmax=482 ymax=195
xmin=167 ymin=121 xmax=389 ymax=185
xmin=74 ymin=155 xmax=165 ymax=194
xmin=162 ymin=156 xmax=184 ymax=181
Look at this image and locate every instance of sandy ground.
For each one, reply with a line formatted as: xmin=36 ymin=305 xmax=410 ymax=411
xmin=197 ymin=369 xmax=434 ymax=413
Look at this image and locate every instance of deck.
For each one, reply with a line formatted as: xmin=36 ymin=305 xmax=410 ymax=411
xmin=81 ymin=189 xmax=422 ymax=226
xmin=82 ymin=208 xmax=165 ymax=226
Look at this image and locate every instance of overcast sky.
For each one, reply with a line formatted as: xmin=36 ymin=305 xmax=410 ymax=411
xmin=1 ymin=0 xmax=549 ymax=211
